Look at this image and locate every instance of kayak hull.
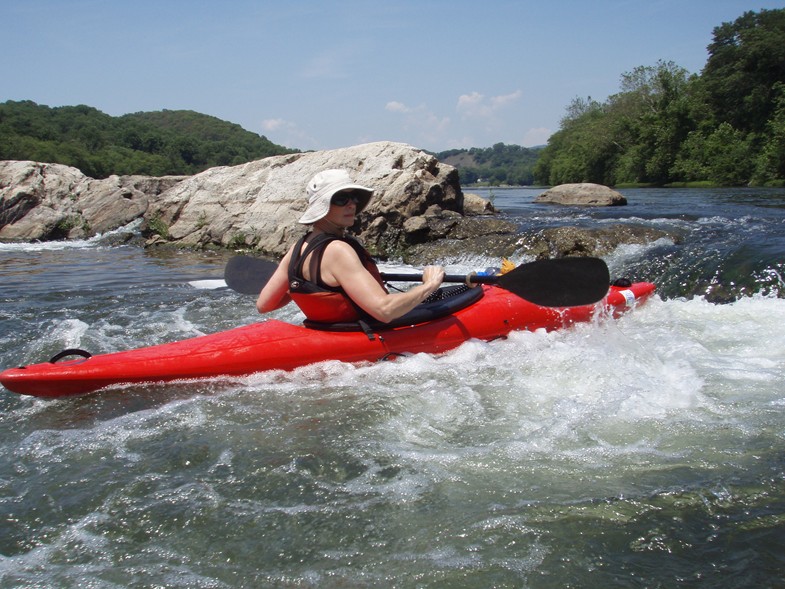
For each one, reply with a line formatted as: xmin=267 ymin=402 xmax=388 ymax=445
xmin=0 ymin=282 xmax=655 ymax=398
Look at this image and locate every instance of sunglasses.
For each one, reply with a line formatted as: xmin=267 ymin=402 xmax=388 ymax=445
xmin=331 ymin=191 xmax=364 ymax=207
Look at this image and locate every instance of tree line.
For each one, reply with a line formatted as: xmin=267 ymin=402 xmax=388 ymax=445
xmin=534 ymin=9 xmax=785 ymax=187
xmin=435 ymin=143 xmax=542 ymax=186
xmin=0 ymin=101 xmax=296 ymax=178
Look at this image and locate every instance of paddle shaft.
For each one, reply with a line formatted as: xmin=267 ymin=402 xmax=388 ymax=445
xmin=382 ymin=272 xmax=493 ymax=286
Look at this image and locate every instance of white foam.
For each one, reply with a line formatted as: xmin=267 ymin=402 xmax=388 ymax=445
xmin=188 ymin=279 xmax=227 ymax=290
xmin=6 ymin=294 xmax=785 ymax=513
xmin=0 ymin=220 xmax=142 ymax=252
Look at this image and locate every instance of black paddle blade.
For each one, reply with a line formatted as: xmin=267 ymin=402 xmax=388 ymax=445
xmin=496 ymin=257 xmax=610 ymax=307
xmin=224 ymin=255 xmax=278 ymax=295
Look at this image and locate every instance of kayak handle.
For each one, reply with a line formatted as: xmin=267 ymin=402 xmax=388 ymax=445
xmin=49 ymin=348 xmax=93 ymax=364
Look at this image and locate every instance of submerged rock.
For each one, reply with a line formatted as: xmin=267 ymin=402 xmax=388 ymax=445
xmin=404 ymin=222 xmax=674 ymax=266
xmin=519 ymin=225 xmax=672 ymax=259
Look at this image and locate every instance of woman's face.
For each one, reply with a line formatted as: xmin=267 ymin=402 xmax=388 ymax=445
xmin=325 ymin=190 xmax=361 ymax=228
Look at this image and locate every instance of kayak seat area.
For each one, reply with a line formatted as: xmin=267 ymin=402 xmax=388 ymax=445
xmin=303 ymin=284 xmax=484 ymax=332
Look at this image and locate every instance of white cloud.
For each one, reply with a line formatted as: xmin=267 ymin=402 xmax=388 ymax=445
xmin=456 ymin=90 xmax=522 ymax=119
xmin=261 ymin=118 xmax=287 ymax=132
xmin=458 ymin=92 xmax=484 ymax=107
xmin=385 ymin=101 xmax=411 ymax=113
xmin=456 ymin=92 xmax=485 ymax=115
xmin=491 ymin=90 xmax=523 ymax=108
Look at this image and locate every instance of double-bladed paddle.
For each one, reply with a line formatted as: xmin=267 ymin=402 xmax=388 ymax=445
xmin=224 ymin=254 xmax=610 ymax=307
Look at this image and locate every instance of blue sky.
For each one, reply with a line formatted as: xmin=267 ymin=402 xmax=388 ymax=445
xmin=3 ymin=0 xmax=785 ymax=152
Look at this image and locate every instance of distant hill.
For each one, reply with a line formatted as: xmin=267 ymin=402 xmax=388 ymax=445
xmin=0 ymin=100 xmax=545 ymax=184
xmin=0 ymin=100 xmax=297 ymax=178
xmin=435 ymin=143 xmax=543 ymax=186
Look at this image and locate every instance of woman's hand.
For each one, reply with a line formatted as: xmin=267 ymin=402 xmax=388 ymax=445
xmin=420 ymin=265 xmax=445 ymax=297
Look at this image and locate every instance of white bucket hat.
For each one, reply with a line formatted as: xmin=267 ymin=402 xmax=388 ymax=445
xmin=298 ymin=169 xmax=374 ymax=224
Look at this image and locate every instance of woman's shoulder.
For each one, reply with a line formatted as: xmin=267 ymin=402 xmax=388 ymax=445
xmin=323 ymin=237 xmax=360 ymax=258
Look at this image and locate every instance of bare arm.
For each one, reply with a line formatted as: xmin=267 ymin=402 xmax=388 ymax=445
xmin=256 ymin=248 xmax=293 ymax=313
xmin=321 ymin=241 xmax=444 ymax=323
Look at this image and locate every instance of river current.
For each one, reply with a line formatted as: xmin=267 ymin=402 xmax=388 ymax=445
xmin=1 ymin=187 xmax=784 ymax=587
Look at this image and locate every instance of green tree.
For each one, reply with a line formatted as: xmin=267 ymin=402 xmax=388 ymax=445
xmin=534 ymin=96 xmax=619 ymax=185
xmin=608 ymin=61 xmax=695 ymax=184
xmin=704 ymin=123 xmax=755 ymax=185
xmin=701 ymin=9 xmax=785 ymax=136
xmin=535 ymin=8 xmax=785 ymax=187
xmin=753 ymin=82 xmax=785 ymax=184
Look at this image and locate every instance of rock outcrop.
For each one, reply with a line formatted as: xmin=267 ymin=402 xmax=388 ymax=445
xmin=0 ymin=146 xmax=677 ymax=266
xmin=142 ymin=142 xmax=465 ymax=257
xmin=0 ymin=161 xmax=184 ymax=241
xmin=535 ymin=183 xmax=627 ymax=206
xmin=0 ymin=142 xmax=495 ymax=258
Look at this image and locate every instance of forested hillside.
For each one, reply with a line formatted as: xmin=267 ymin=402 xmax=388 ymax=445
xmin=436 ymin=143 xmax=542 ymax=185
xmin=0 ymin=101 xmax=296 ymax=178
xmin=534 ymin=8 xmax=785 ymax=187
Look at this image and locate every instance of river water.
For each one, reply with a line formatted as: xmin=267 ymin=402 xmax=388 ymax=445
xmin=1 ymin=187 xmax=784 ymax=587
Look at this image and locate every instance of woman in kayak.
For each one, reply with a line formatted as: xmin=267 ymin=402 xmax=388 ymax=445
xmin=256 ymin=169 xmax=445 ymax=324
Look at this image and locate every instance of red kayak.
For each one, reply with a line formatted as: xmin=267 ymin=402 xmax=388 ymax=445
xmin=0 ymin=280 xmax=655 ymax=398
